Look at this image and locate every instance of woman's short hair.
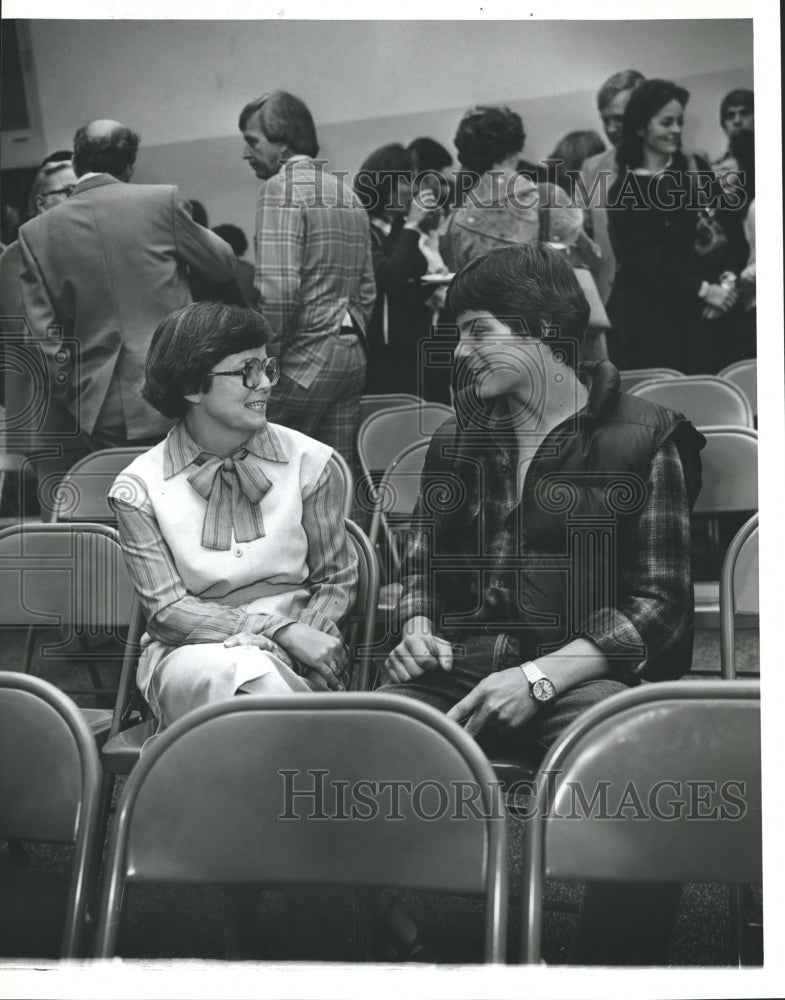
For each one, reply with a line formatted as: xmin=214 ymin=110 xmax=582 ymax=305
xmin=616 ymin=78 xmax=690 ymax=170
xmin=454 ymin=106 xmax=525 ymax=175
xmin=446 ymin=244 xmax=590 ymax=351
xmin=142 ymin=303 xmax=273 ymax=419
xmin=237 ymin=91 xmax=319 ymax=158
xmin=354 ymin=143 xmax=415 ymax=218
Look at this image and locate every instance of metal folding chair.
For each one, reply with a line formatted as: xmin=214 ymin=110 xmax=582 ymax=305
xmin=720 ymin=514 xmax=759 ymax=680
xmin=94 ymin=693 xmax=508 ymax=962
xmin=0 ymin=672 xmax=102 ymax=957
xmin=618 ymin=367 xmax=685 ymax=393
xmin=718 ymin=359 xmax=757 ymax=424
xmin=520 ymin=680 xmax=762 ymax=965
xmin=629 ymin=376 xmax=754 ymax=429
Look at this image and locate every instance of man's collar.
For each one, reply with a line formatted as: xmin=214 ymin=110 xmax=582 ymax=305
xmin=163 ymin=420 xmax=289 ymax=479
xmin=277 ymin=154 xmax=311 ymax=175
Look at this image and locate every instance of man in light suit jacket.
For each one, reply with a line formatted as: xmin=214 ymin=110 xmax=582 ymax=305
xmin=578 ymin=70 xmax=645 ymax=306
xmin=239 ymin=92 xmax=375 ymax=464
xmin=18 ymin=119 xmax=237 ymax=508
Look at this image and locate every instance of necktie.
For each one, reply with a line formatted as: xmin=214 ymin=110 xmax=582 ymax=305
xmin=187 ymin=448 xmax=273 ymax=550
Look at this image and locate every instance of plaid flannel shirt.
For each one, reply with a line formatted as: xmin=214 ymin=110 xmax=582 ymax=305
xmin=398 ymin=403 xmax=694 ymax=683
xmin=253 ymin=157 xmax=376 ymax=389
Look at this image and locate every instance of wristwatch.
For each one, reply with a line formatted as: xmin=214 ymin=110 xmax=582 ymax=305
xmin=520 ymin=661 xmax=557 ymax=705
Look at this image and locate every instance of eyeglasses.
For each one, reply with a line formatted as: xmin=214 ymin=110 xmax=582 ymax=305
xmin=43 ymin=186 xmax=75 ymax=198
xmin=206 ymin=356 xmax=280 ymax=389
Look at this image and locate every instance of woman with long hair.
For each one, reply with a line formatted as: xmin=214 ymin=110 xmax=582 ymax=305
xmin=607 ymin=79 xmax=746 ymax=372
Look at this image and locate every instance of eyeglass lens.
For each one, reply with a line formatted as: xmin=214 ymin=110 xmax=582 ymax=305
xmin=243 ymin=356 xmax=279 ymax=389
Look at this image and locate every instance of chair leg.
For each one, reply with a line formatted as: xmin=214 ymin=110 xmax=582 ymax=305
xmin=729 ymin=882 xmax=759 ymax=966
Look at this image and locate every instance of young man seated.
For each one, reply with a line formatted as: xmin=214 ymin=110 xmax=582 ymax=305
xmin=381 ymin=243 xmax=706 ymax=964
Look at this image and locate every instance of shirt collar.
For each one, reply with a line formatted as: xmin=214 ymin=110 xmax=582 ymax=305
xmin=163 ymin=420 xmax=289 ymax=479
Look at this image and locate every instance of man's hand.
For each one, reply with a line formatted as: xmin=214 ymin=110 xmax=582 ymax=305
xmin=382 ymin=616 xmax=453 ymax=684
xmin=265 ymin=622 xmax=347 ymax=690
xmin=447 ymin=667 xmax=538 ymax=738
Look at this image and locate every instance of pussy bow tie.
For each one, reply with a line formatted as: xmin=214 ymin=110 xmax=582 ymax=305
xmin=188 ymin=449 xmax=273 ymax=550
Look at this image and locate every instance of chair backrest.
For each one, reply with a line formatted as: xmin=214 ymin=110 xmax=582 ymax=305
xmin=0 ymin=672 xmax=101 ymax=957
xmin=368 ymin=439 xmax=430 ymax=571
xmin=718 ymin=359 xmax=757 ymax=419
xmin=343 ymin=519 xmax=381 ymax=692
xmin=95 ymin=692 xmax=508 ymax=961
xmin=618 ymin=367 xmax=685 ymax=393
xmin=692 ymin=427 xmax=758 ymax=514
xmin=629 ymin=376 xmax=754 ymax=429
xmin=358 ymin=393 xmax=422 ymax=428
xmin=357 ymin=402 xmax=452 ymax=511
xmin=521 ymin=680 xmax=761 ymax=963
xmin=328 ymin=450 xmax=354 ymax=519
xmin=720 ymin=514 xmax=759 ymax=680
xmin=0 ymin=522 xmax=137 ymax=642
xmin=49 ymin=447 xmax=147 ymax=523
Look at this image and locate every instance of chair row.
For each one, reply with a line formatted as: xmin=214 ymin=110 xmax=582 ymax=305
xmin=619 ymin=361 xmax=757 ymax=425
xmin=0 ymin=672 xmax=762 ymax=964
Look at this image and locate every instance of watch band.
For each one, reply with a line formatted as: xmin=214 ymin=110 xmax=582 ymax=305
xmin=520 ymin=661 xmax=546 ymax=685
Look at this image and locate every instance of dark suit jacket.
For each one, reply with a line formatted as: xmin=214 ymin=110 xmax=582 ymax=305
xmin=18 ymin=174 xmax=237 ymax=440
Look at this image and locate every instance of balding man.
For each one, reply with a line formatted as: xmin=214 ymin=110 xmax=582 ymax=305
xmin=17 ymin=120 xmax=236 ymax=500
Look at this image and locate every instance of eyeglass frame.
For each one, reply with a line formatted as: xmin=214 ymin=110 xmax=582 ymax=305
xmin=206 ymin=356 xmax=280 ymax=389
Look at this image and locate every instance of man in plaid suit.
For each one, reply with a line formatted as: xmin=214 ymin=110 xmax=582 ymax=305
xmin=239 ymin=91 xmax=376 ymax=464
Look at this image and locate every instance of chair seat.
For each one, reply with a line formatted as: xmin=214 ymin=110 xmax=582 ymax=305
xmin=101 ymin=719 xmax=157 ymax=774
xmin=80 ymin=708 xmax=114 ymax=745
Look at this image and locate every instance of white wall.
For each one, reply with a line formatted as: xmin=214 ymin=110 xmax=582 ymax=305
xmin=27 ymin=18 xmax=752 ymax=147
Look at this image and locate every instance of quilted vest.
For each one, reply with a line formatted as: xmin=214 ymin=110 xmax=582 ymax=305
xmin=422 ymin=365 xmax=705 ymax=681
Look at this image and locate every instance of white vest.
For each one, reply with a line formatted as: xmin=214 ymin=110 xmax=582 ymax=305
xmin=110 ymin=423 xmax=332 ymax=621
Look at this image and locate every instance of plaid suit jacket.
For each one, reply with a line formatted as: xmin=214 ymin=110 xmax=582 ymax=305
xmin=254 ymin=157 xmax=376 ymax=389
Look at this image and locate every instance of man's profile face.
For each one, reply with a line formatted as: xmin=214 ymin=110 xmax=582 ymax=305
xmin=454 ymin=309 xmax=546 ymax=405
xmin=35 ymin=163 xmax=77 ymax=215
xmin=600 ymin=88 xmax=634 ymax=150
xmin=722 ymin=104 xmax=754 ymax=138
xmin=242 ymin=111 xmax=288 ymax=180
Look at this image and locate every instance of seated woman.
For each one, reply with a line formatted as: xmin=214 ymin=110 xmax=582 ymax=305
xmin=108 ymin=302 xmax=357 ymax=730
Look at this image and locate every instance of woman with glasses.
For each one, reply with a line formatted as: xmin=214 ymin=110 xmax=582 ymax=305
xmin=108 ymin=302 xmax=358 ymax=731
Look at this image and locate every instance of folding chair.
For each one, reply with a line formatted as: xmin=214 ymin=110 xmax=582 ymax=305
xmin=692 ymin=427 xmax=758 ymax=628
xmin=328 ymin=449 xmax=354 ymax=519
xmin=356 ymin=401 xmax=451 ymax=519
xmin=358 ymin=393 xmax=422 ymax=428
xmin=94 ymin=692 xmax=508 ymax=962
xmin=718 ymin=359 xmax=757 ymax=424
xmin=520 ymin=680 xmax=762 ymax=966
xmin=628 ymin=376 xmax=754 ymax=429
xmin=48 ymin=446 xmax=147 ymax=524
xmin=0 ymin=672 xmax=102 ymax=957
xmin=618 ymin=367 xmax=685 ymax=393
xmin=0 ymin=521 xmax=139 ymax=735
xmin=720 ymin=514 xmax=759 ymax=680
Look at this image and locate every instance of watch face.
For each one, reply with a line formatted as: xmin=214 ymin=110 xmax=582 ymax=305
xmin=532 ymin=678 xmax=556 ymax=703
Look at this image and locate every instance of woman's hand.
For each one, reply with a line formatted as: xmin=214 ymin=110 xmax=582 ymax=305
xmin=223 ymin=632 xmax=279 ymax=653
xmin=273 ymin=622 xmax=347 ymax=691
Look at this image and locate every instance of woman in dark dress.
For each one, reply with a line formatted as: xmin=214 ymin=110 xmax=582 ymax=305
xmin=607 ymin=79 xmax=745 ymax=373
xmin=354 ymin=143 xmax=446 ymax=399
